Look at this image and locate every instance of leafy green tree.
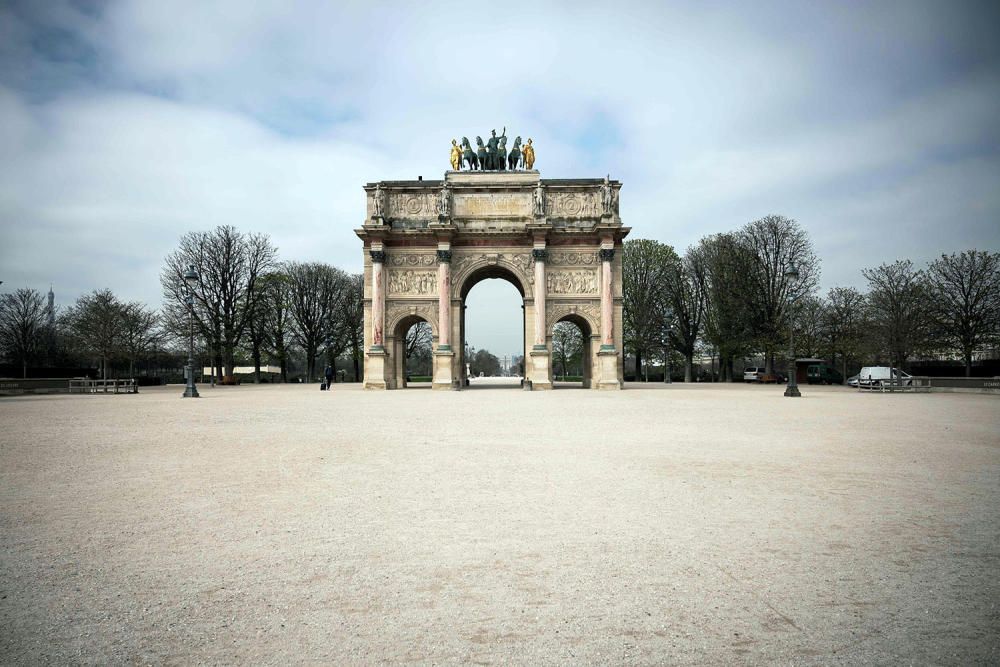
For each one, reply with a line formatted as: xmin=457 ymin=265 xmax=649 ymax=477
xmin=696 ymin=233 xmax=756 ymax=381
xmin=623 ymin=239 xmax=675 ymax=380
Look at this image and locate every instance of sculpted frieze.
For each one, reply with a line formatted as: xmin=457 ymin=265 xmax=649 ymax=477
xmin=545 ymin=191 xmax=600 ymax=218
xmin=387 ymin=269 xmax=438 ymax=295
xmin=546 ymin=269 xmax=598 ymax=294
xmin=548 ymin=251 xmax=598 ymax=266
xmin=387 ymin=192 xmax=434 ymax=218
xmin=388 ymin=253 xmax=436 ymax=267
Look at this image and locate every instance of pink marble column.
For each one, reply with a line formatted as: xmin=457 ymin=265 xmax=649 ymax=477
xmin=599 ymin=247 xmax=615 ymax=349
xmin=437 ymin=249 xmax=451 ymax=349
xmin=533 ymin=248 xmax=547 ymax=347
xmin=370 ymin=249 xmax=386 ymax=349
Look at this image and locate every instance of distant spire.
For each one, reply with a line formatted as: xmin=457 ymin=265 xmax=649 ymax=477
xmin=47 ymin=284 xmax=55 ymax=328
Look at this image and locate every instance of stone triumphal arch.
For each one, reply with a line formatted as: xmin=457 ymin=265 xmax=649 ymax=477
xmin=356 ymin=171 xmax=629 ymax=390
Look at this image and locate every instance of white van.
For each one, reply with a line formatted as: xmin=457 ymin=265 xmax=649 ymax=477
xmin=848 ymin=366 xmax=912 ymax=387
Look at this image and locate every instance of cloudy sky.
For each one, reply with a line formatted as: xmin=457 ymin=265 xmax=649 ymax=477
xmin=1 ymin=1 xmax=998 ymax=358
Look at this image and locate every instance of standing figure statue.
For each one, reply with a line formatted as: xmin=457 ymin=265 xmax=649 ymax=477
xmin=508 ymin=136 xmax=523 ymax=170
xmin=475 ymin=136 xmax=488 ymax=171
xmin=486 ymin=127 xmax=506 ymax=170
xmin=600 ymin=175 xmax=617 ymax=215
xmin=449 ymin=139 xmax=462 ymax=171
xmin=496 ymin=136 xmax=508 ymax=172
xmin=523 ymin=138 xmax=536 ymax=170
xmin=372 ymin=183 xmax=386 ymax=219
xmin=460 ymin=137 xmax=479 ymax=170
xmin=438 ymin=183 xmax=451 ymax=217
xmin=532 ymin=182 xmax=545 ymax=217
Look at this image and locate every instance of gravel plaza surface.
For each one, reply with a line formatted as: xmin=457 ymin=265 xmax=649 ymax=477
xmin=1 ymin=382 xmax=998 ymax=664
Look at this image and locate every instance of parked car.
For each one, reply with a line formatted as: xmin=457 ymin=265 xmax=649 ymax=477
xmin=847 ymin=366 xmax=912 ymax=387
xmin=743 ymin=366 xmax=765 ymax=382
xmin=760 ymin=372 xmax=787 ymax=384
xmin=807 ymin=364 xmax=843 ymax=385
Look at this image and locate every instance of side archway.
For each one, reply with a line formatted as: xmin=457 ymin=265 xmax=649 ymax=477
xmin=549 ymin=310 xmax=598 ymax=388
xmin=385 ymin=304 xmax=438 ymax=389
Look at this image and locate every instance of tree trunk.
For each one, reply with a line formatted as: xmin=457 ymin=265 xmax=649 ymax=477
xmin=727 ymin=356 xmax=735 ymax=382
xmin=353 ymin=348 xmax=361 ymax=382
xmin=23 ymin=359 xmax=27 ymax=379
xmin=635 ymin=349 xmax=643 ymax=381
xmin=252 ymin=345 xmax=262 ymax=383
xmin=224 ymin=344 xmax=235 ymax=377
xmin=306 ymin=344 xmax=318 ymax=382
xmin=684 ymin=355 xmax=693 ymax=382
xmin=965 ymin=349 xmax=972 ymax=377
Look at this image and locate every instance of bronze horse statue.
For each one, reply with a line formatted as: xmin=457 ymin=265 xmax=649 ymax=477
xmin=496 ymin=136 xmax=508 ymax=171
xmin=460 ymin=137 xmax=479 ymax=170
xmin=508 ymin=136 xmax=523 ymax=170
xmin=475 ymin=136 xmax=489 ymax=170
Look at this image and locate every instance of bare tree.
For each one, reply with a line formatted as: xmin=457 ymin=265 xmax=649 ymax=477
xmin=664 ymin=249 xmax=708 ymax=381
xmin=404 ymin=321 xmax=433 ymax=377
xmin=552 ymin=320 xmax=584 ymax=378
xmin=161 ymin=225 xmax=277 ymax=378
xmin=405 ymin=321 xmax=432 ymax=357
xmin=0 ymin=288 xmax=47 ymax=378
xmin=823 ymin=287 xmax=868 ymax=380
xmin=926 ymin=250 xmax=1000 ymax=376
xmin=740 ymin=215 xmax=820 ymax=374
xmin=623 ymin=239 xmax=675 ymax=380
xmin=120 ymin=301 xmax=163 ymax=378
xmin=863 ymin=260 xmax=931 ymax=370
xmin=63 ymin=289 xmax=126 ymax=379
xmin=287 ymin=262 xmax=346 ymax=382
xmin=259 ymin=270 xmax=294 ymax=383
xmin=791 ymin=295 xmax=826 ymax=358
xmin=337 ymin=273 xmax=365 ymax=381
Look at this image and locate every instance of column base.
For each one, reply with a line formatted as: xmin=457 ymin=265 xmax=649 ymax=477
xmin=528 ymin=348 xmax=551 ymax=390
xmin=433 ymin=349 xmax=456 ymax=390
xmin=364 ymin=347 xmax=388 ymax=390
xmin=784 ymin=384 xmax=802 ymax=397
xmin=596 ymin=348 xmax=622 ymax=390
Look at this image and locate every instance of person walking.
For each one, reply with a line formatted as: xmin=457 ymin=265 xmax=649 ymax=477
xmin=324 ymin=365 xmax=334 ymax=391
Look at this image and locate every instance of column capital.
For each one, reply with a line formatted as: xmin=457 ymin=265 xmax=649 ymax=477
xmin=436 ymin=249 xmax=452 ymax=263
xmin=532 ymin=248 xmax=549 ymax=262
xmin=369 ymin=250 xmax=386 ymax=263
xmin=599 ymin=248 xmax=615 ymax=262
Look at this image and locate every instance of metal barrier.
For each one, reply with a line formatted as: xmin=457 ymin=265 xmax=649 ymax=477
xmin=857 ymin=374 xmax=929 ymax=393
xmin=68 ymin=378 xmax=138 ymax=394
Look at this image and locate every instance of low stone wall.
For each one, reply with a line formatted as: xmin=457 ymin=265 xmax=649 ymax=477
xmin=912 ymin=376 xmax=1000 ymax=394
xmin=0 ymin=378 xmax=71 ymax=395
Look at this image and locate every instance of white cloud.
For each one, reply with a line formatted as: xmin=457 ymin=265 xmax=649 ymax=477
xmin=1 ymin=0 xmax=998 ymax=354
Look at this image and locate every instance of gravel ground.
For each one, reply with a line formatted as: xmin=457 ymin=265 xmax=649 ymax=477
xmin=1 ymin=382 xmax=998 ymax=664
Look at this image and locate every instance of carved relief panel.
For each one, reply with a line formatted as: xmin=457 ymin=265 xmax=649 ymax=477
xmin=387 ymin=269 xmax=438 ymax=296
xmin=545 ymin=269 xmax=598 ymax=294
xmin=545 ymin=191 xmax=600 ymax=218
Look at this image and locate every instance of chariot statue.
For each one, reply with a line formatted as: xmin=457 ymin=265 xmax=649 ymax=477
xmin=451 ymin=129 xmax=535 ymax=171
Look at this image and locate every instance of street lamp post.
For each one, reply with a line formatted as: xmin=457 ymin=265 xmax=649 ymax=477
xmin=784 ymin=261 xmax=801 ymax=398
xmin=182 ymin=265 xmax=200 ymax=398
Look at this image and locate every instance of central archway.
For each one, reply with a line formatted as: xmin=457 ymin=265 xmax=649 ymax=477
xmin=458 ymin=264 xmax=527 ymax=388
